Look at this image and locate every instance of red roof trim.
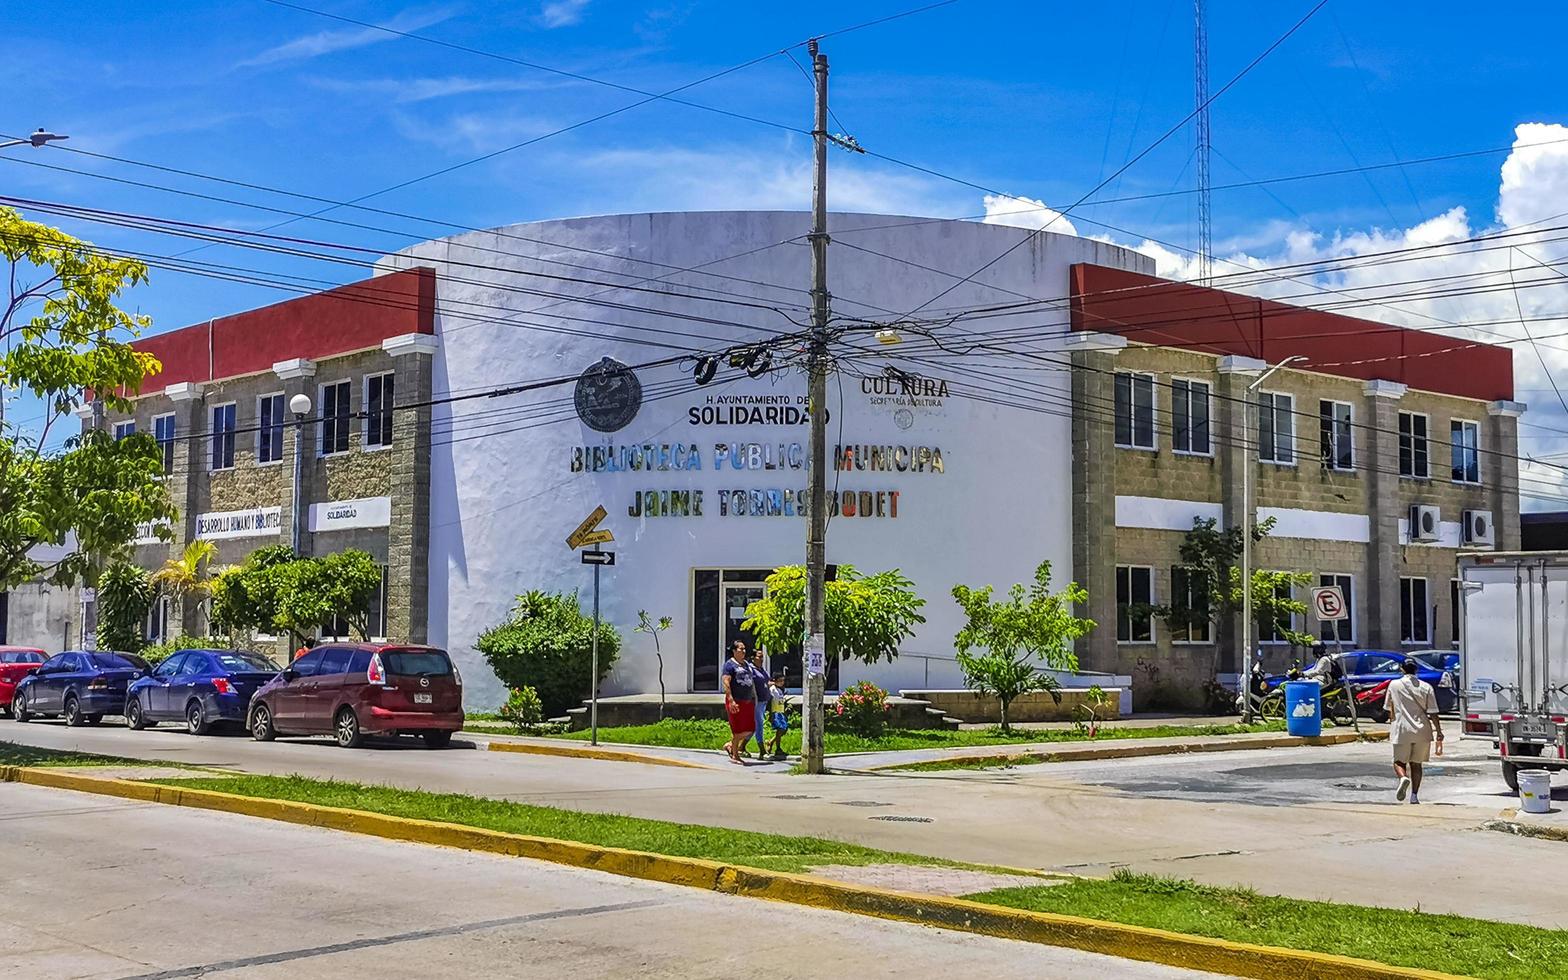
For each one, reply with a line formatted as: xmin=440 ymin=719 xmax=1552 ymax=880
xmin=1069 ymin=264 xmax=1513 ymax=402
xmin=132 ymin=268 xmax=435 ymax=392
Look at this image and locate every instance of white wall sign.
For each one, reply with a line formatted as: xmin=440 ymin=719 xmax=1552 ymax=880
xmin=309 ymin=496 xmax=392 ymax=533
xmin=195 ymin=507 xmax=283 ymax=541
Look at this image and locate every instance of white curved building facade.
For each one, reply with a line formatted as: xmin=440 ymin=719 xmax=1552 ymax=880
xmin=381 ymin=211 xmax=1152 ymax=708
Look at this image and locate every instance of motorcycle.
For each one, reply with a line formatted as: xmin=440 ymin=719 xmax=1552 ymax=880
xmin=1242 ymin=656 xmax=1357 ymax=727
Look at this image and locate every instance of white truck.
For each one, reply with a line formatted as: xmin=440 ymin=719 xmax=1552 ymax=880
xmin=1460 ymin=551 xmax=1568 ymax=789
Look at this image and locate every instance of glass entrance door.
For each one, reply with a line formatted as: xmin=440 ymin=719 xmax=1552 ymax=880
xmin=722 ymin=583 xmax=765 ymax=667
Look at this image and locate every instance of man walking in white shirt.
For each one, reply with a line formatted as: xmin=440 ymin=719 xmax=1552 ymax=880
xmin=1384 ymin=659 xmax=1444 ymax=804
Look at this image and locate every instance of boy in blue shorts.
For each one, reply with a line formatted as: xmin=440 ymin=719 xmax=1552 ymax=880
xmin=765 ymin=669 xmax=790 ymax=761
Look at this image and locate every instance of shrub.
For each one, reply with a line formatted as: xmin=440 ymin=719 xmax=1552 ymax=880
xmin=831 ymin=680 xmax=889 ymax=738
xmin=98 ymin=560 xmax=153 ymax=653
xmin=475 ymin=590 xmax=620 ymax=717
xmin=141 ymin=633 xmax=218 ymax=665
xmin=498 ymin=686 xmax=545 ymax=733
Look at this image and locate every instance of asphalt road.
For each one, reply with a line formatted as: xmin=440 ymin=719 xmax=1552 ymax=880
xmin=0 ymin=782 xmax=1219 ymax=980
xmin=6 ymin=717 xmax=1568 ymax=925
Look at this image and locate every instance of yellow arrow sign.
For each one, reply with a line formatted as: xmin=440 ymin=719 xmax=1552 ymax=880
xmin=566 ymin=505 xmax=614 ymax=550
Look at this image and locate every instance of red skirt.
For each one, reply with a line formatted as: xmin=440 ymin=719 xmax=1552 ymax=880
xmin=727 ymin=699 xmax=756 ymax=735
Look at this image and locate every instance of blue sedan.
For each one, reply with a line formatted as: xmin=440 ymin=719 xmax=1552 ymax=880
xmin=12 ymin=651 xmax=149 ymax=725
xmin=126 ymin=649 xmax=282 ymax=735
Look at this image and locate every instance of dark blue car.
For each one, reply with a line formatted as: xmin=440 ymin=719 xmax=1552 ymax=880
xmin=12 ymin=651 xmax=149 ymax=726
xmin=126 ymin=649 xmax=282 ymax=735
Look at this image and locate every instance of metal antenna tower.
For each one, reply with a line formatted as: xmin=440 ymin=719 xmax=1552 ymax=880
xmin=1194 ymin=0 xmax=1212 ymax=285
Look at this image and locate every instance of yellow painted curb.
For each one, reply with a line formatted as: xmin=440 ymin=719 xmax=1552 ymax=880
xmin=868 ymin=730 xmax=1388 ymax=772
xmin=2 ymin=765 xmax=1458 ymax=980
xmin=485 ymin=740 xmax=717 ymax=770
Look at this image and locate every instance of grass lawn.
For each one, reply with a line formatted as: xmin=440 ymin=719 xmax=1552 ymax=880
xmin=151 ymin=773 xmax=1012 ymax=876
xmin=969 ymin=870 xmax=1566 ymax=980
xmin=542 ymin=717 xmax=1286 ymax=755
xmin=0 ymin=740 xmax=162 ymax=769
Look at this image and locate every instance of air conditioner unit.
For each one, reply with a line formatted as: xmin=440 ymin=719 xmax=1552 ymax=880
xmin=1463 ymin=509 xmax=1496 ymax=547
xmin=1409 ymin=504 xmax=1441 ymax=543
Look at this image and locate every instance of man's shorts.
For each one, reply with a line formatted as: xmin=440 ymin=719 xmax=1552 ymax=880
xmin=1392 ymin=739 xmax=1431 ymax=764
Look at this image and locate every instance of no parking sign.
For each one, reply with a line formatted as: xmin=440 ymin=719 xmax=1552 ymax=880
xmin=1312 ymin=586 xmax=1347 ymax=621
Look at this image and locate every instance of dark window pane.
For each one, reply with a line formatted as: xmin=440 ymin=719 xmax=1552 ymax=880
xmin=1114 ymin=374 xmax=1132 ymax=446
xmin=692 ymin=570 xmax=720 ymax=691
xmin=381 ymin=649 xmax=452 ymax=676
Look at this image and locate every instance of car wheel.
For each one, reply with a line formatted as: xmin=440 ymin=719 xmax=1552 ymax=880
xmin=1503 ymin=761 xmax=1522 ymax=792
xmin=249 ymin=703 xmax=277 ymax=742
xmin=421 ymin=730 xmax=453 ymax=749
xmin=126 ymin=697 xmax=148 ymax=731
xmin=334 ymin=707 xmax=363 ymax=748
xmin=63 ymin=695 xmax=83 ymax=727
xmin=12 ymin=694 xmax=30 ymax=723
xmin=186 ymin=700 xmax=210 ymax=736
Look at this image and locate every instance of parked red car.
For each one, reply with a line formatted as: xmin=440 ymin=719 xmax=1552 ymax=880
xmin=0 ymin=647 xmax=47 ymax=717
xmin=247 ymin=643 xmax=462 ymax=748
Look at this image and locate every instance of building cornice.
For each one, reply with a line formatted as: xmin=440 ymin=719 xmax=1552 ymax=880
xmin=165 ymin=382 xmax=205 ymax=402
xmin=1488 ymin=399 xmax=1527 ymax=418
xmin=1061 ymin=331 xmax=1127 ymax=354
xmin=382 ymin=332 xmax=440 ymax=357
xmin=272 ymin=358 xmax=317 ymax=381
xmin=1364 ymin=379 xmax=1408 ymax=399
xmin=1216 ymin=355 xmax=1266 ymax=375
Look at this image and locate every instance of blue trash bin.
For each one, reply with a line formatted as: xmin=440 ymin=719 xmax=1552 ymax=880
xmin=1284 ymin=681 xmax=1322 ymax=738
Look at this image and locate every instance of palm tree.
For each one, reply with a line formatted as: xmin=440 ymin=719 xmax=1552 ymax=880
xmin=151 ymin=540 xmax=218 ymax=633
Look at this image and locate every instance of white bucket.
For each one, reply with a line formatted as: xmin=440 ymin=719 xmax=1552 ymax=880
xmin=1518 ymin=769 xmax=1553 ymax=814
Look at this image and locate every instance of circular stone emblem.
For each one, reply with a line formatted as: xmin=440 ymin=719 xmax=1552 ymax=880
xmin=894 ymin=408 xmax=914 ymax=431
xmin=574 ymin=357 xmax=643 ymax=432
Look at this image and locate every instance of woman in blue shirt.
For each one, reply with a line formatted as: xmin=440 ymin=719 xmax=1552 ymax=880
xmin=721 ymin=641 xmax=756 ymax=764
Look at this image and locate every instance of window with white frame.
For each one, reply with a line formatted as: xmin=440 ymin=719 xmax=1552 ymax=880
xmin=1169 ymin=566 xmax=1211 ymax=643
xmin=153 ymin=413 xmax=176 ymax=475
xmin=365 ymin=372 xmax=395 ymax=449
xmin=112 ymin=420 xmax=136 ymax=441
xmin=145 ymin=594 xmax=170 ymax=646
xmin=1113 ymin=371 xmax=1156 ymax=450
xmin=1450 ymin=419 xmax=1480 ymax=484
xmin=1401 ymin=577 xmax=1430 ymax=644
xmin=1399 ymin=411 xmax=1429 ymax=478
xmin=1171 ymin=379 xmax=1211 ymax=455
xmin=1257 ymin=577 xmax=1297 ymax=643
xmin=257 ymin=393 xmax=286 ymax=464
xmin=1450 ymin=578 xmax=1461 ymax=648
xmin=320 ymin=380 xmax=351 ymax=455
xmin=1318 ymin=573 xmax=1354 ymax=643
xmin=1257 ymin=392 xmax=1295 ymax=463
xmin=210 ymin=403 xmax=236 ymax=471
xmin=1116 ymin=566 xmax=1153 ymax=642
xmin=1318 ymin=400 xmax=1354 ymax=470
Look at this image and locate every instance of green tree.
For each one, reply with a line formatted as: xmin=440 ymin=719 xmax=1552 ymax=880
xmin=475 ymin=591 xmax=621 ymax=717
xmin=151 ymin=539 xmax=217 ymax=629
xmin=97 ymin=559 xmax=153 ymax=653
xmin=272 ymin=550 xmax=382 ymax=643
xmin=742 ymin=565 xmax=926 ymax=665
xmin=634 ymin=610 xmax=673 ymax=719
xmin=1154 ymin=517 xmax=1314 ymax=678
xmin=210 ymin=544 xmax=294 ymax=640
xmin=951 ymin=560 xmax=1095 ymax=732
xmin=0 ymin=208 xmax=173 ymax=589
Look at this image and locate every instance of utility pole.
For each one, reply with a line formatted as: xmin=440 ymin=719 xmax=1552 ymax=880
xmin=802 ymin=38 xmax=831 ymax=775
xmin=1194 ymin=0 xmax=1212 ymax=286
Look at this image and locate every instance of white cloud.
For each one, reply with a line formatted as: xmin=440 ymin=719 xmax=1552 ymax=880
xmin=395 ymin=110 xmax=558 ymax=153
xmin=313 ymin=75 xmax=554 ymax=104
xmin=980 ymin=193 xmax=1079 ymax=237
xmin=539 ymin=0 xmax=591 ymax=28
xmin=242 ymin=6 xmax=456 ymax=68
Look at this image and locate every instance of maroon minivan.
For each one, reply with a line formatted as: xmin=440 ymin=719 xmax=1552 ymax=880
xmin=248 ymin=643 xmax=463 ymax=748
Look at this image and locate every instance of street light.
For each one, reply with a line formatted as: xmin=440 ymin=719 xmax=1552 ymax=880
xmin=0 ymin=128 xmax=68 ymax=150
xmin=1241 ymin=354 xmax=1307 ymax=723
xmin=289 ymin=393 xmax=312 ymax=555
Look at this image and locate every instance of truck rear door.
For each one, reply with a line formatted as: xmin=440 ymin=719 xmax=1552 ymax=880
xmin=1462 ymin=558 xmax=1528 ymax=715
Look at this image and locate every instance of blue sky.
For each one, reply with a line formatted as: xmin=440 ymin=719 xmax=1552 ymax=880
xmin=7 ymin=1 xmax=1568 ymax=497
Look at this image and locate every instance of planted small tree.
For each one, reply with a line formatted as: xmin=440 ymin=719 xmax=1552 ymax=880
xmin=634 ymin=610 xmax=673 ymax=719
xmin=475 ymin=591 xmax=621 ymax=717
xmin=97 ymin=559 xmax=153 ymax=653
xmin=210 ymin=545 xmax=294 ymax=644
xmin=951 ymin=560 xmax=1096 ymax=733
xmin=1154 ymin=517 xmax=1315 ymax=679
xmin=742 ymin=565 xmax=925 ymax=666
xmin=151 ymin=539 xmax=217 ymax=630
xmin=272 ymin=550 xmax=382 ymax=643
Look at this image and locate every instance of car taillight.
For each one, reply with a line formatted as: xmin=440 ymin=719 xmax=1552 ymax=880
xmin=88 ymin=677 xmax=109 ymax=690
xmin=367 ymin=653 xmax=386 ymax=686
xmin=212 ymin=677 xmax=234 ymax=695
xmin=452 ymin=662 xmax=462 ymax=687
